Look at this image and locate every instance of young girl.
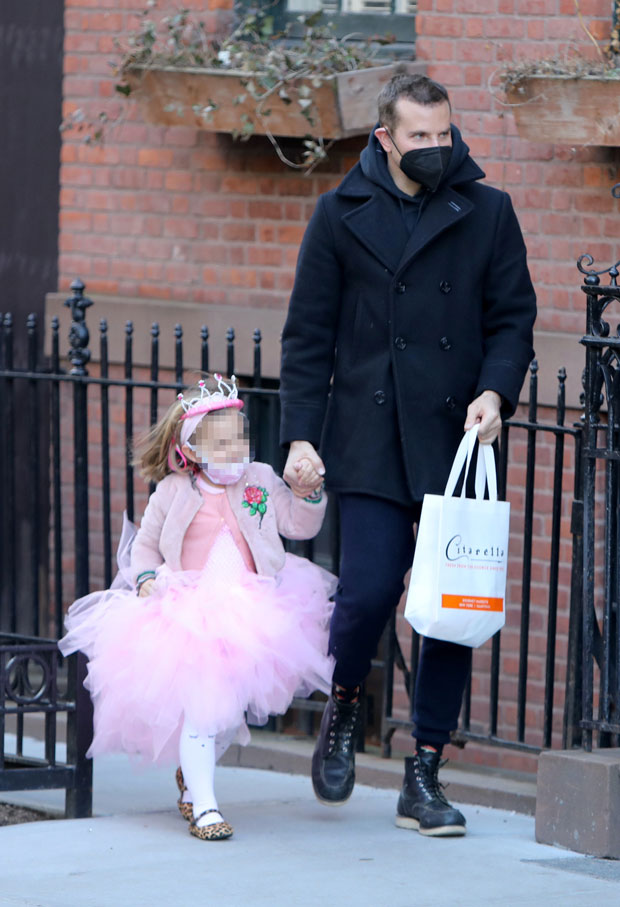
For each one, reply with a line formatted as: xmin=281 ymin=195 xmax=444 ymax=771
xmin=59 ymin=375 xmax=335 ymax=841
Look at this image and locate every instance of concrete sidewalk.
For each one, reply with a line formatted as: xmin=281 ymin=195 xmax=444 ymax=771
xmin=1 ymin=745 xmax=619 ymax=906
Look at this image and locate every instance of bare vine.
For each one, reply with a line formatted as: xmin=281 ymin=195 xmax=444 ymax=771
xmin=63 ymin=2 xmax=394 ymax=171
xmin=491 ymin=1 xmax=620 ymax=99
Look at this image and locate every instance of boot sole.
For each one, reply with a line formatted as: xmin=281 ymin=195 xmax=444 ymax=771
xmin=395 ymin=815 xmax=466 ymax=837
xmin=313 ymin=791 xmax=352 ymax=807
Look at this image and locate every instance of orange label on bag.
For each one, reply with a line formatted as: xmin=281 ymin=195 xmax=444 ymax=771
xmin=442 ymin=594 xmax=504 ymax=613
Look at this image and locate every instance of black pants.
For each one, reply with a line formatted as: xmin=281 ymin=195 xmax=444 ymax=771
xmin=329 ymin=494 xmax=472 ymax=746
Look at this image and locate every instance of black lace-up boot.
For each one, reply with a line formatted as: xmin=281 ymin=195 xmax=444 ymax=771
xmin=311 ymin=690 xmax=363 ymax=805
xmin=395 ymin=750 xmax=466 ymax=836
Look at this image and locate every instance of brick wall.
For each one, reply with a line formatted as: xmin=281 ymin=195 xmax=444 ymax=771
xmin=416 ymin=0 xmax=618 ymax=339
xmin=61 ymin=1 xmax=618 ymax=329
xmin=57 ymin=0 xmax=618 ymax=773
xmin=61 ymin=0 xmax=363 ymax=310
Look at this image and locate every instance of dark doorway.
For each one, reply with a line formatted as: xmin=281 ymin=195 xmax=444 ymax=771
xmin=0 ymin=1 xmax=64 ymax=633
xmin=0 ymin=1 xmax=63 ymax=350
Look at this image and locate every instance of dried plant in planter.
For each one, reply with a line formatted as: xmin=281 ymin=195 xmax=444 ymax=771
xmin=491 ymin=4 xmax=620 ymax=146
xmin=499 ymin=55 xmax=620 ymax=93
xmin=64 ymin=2 xmax=399 ymax=171
xmin=496 ymin=1 xmax=620 ymax=94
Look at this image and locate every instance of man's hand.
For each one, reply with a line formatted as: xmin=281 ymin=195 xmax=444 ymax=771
xmin=283 ymin=441 xmax=325 ymax=497
xmin=464 ymin=390 xmax=502 ymax=444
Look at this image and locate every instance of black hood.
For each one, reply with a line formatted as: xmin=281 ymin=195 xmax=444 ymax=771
xmin=359 ymin=123 xmax=485 ymax=198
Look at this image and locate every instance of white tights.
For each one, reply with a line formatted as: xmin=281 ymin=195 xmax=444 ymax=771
xmin=179 ymin=719 xmax=222 ymax=828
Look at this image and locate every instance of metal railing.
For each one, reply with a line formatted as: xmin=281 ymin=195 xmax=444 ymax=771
xmin=0 ymin=636 xmax=92 ymax=817
xmin=381 ymin=362 xmax=584 ymax=755
xmin=0 ymin=280 xmax=339 ymax=640
xmin=578 ymin=241 xmax=620 ymax=750
xmin=3 ymin=248 xmax=620 ymax=807
xmin=0 ymin=279 xmax=334 ymax=813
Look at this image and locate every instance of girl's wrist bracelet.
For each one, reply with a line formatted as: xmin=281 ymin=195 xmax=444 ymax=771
xmin=303 ymin=488 xmax=323 ymax=504
xmin=136 ymin=570 xmax=156 ymax=590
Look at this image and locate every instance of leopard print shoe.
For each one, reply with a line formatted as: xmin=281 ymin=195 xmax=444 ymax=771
xmin=189 ymin=809 xmax=234 ymax=841
xmin=175 ymin=767 xmax=193 ymax=822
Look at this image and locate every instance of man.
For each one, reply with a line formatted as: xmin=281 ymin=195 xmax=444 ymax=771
xmin=279 ymin=73 xmax=536 ymax=837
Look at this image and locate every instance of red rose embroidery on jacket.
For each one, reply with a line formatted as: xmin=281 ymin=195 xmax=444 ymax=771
xmin=242 ymin=485 xmax=269 ymax=527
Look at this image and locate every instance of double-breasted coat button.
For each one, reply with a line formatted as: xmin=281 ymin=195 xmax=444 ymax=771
xmin=374 ymin=390 xmax=386 ymax=405
xmin=439 ymin=281 xmax=452 ymax=294
xmin=445 ymin=395 xmax=457 ymax=410
xmin=439 ymin=336 xmax=452 ymax=350
xmin=394 ymin=336 xmax=407 ymax=350
xmin=395 ymin=282 xmax=406 ymax=294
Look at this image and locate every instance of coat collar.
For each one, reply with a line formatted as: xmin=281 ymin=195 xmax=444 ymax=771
xmin=225 ymin=464 xmax=263 ymax=526
xmin=339 ymin=176 xmax=474 ymax=275
xmin=341 ymin=192 xmax=409 ymax=274
xmin=395 ymin=186 xmax=474 ymax=275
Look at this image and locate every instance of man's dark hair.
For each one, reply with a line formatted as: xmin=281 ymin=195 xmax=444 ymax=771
xmin=378 ymin=73 xmax=451 ymax=133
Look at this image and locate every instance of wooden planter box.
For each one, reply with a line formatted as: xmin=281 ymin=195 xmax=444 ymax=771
xmin=505 ymin=74 xmax=620 ymax=146
xmin=124 ymin=61 xmax=425 ymax=140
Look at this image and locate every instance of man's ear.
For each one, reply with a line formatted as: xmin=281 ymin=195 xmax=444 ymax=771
xmin=375 ymin=126 xmax=392 ymax=154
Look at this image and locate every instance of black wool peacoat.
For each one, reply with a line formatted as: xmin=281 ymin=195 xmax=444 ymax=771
xmin=280 ymin=125 xmax=537 ymax=504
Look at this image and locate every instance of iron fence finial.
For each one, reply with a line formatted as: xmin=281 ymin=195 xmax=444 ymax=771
xmin=64 ymin=279 xmax=92 ymax=376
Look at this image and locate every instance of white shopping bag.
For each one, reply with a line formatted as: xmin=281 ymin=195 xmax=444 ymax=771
xmin=405 ymin=425 xmax=510 ymax=648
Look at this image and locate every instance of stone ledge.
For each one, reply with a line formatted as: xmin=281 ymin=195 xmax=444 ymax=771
xmin=46 ymin=291 xmax=584 ymax=409
xmin=4 ymin=717 xmax=537 ymax=816
xmin=45 ymin=292 xmax=286 ymax=378
xmin=535 ymin=747 xmax=620 ymax=859
xmin=221 ymin=730 xmax=537 ymax=815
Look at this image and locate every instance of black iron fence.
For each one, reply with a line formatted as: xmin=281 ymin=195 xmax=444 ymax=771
xmin=0 ymin=281 xmax=338 ymax=640
xmin=381 ymin=361 xmax=585 ymax=756
xmin=579 ymin=250 xmax=620 ymax=750
xmin=0 ymin=635 xmax=92 ymax=818
xmin=2 ymin=249 xmax=620 ymax=810
xmin=382 ymin=242 xmax=620 ymax=757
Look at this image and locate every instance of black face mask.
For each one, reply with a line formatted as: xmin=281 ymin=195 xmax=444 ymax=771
xmin=387 ymin=136 xmax=452 ymax=193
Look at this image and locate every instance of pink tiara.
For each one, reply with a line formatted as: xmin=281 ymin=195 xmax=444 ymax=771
xmin=178 ymin=375 xmax=244 ymax=420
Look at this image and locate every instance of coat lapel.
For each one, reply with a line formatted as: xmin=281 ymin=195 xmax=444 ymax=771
xmin=226 ymin=468 xmax=258 ymax=547
xmin=341 ymin=193 xmax=409 ymax=274
xmin=160 ymin=480 xmax=203 ymax=571
xmin=395 ymin=187 xmax=473 ymax=275
xmin=340 ymin=186 xmax=474 ymax=276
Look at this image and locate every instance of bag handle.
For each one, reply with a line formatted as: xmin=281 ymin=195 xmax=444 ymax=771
xmin=444 ymin=424 xmax=498 ymax=502
xmin=444 ymin=424 xmax=479 ymax=498
xmin=474 ymin=441 xmax=497 ymax=502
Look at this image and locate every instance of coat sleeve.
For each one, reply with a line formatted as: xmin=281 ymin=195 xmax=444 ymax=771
xmin=280 ymin=194 xmax=342 ymax=447
xmin=269 ymin=468 xmax=328 ymax=540
xmin=474 ymin=191 xmax=536 ymax=417
xmin=130 ymin=481 xmax=169 ymax=584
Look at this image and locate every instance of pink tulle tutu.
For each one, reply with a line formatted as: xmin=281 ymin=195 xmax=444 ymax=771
xmin=59 ymin=523 xmax=335 ymax=764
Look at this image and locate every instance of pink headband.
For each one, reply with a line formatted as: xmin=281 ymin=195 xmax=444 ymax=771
xmin=176 ymin=375 xmax=244 ymax=449
xmin=178 ymin=399 xmax=244 ymax=447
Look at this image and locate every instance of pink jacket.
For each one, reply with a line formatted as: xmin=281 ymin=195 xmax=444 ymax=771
xmin=130 ymin=461 xmax=327 ymax=582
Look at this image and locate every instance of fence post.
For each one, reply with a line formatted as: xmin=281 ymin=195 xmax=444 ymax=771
xmin=64 ymin=278 xmax=92 ymax=600
xmin=562 ymin=433 xmax=584 ymax=750
xmin=535 ymin=212 xmax=620 ymax=858
xmin=63 ymin=278 xmax=94 ymax=817
xmin=576 ymin=253 xmax=620 ymax=751
xmin=65 ymin=651 xmax=94 ymax=818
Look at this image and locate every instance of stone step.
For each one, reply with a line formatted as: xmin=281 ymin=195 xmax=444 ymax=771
xmin=221 ymin=729 xmax=537 ymax=815
xmin=5 ymin=714 xmax=536 ymax=815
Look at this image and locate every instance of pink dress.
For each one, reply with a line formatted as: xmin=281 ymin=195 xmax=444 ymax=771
xmin=59 ymin=479 xmax=335 ymax=764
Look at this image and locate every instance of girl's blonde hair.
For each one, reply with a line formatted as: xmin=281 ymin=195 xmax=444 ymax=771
xmin=132 ymin=378 xmax=216 ymax=484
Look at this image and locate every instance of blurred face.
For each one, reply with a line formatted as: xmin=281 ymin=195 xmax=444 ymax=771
xmin=183 ymin=409 xmax=250 ymax=467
